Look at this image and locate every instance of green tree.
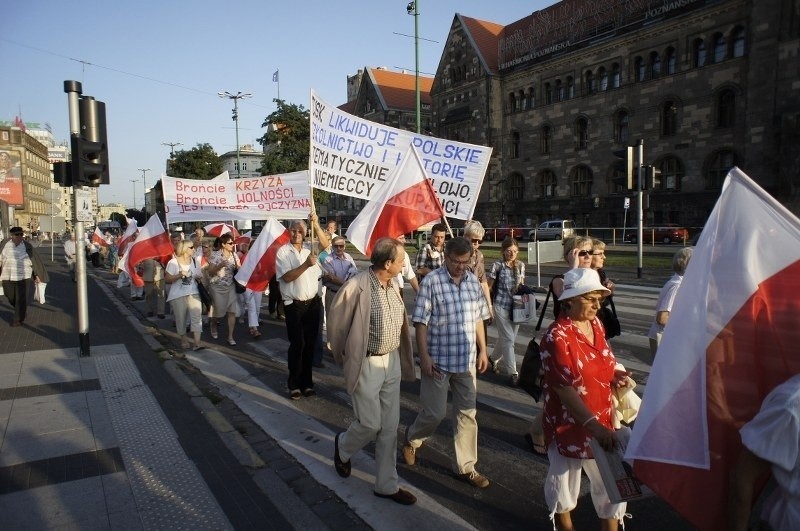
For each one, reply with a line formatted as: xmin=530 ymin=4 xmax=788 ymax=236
xmin=110 ymin=212 xmax=127 ymax=226
xmin=169 ymin=143 xmax=224 ymax=180
xmin=259 ymin=99 xmax=328 ymax=205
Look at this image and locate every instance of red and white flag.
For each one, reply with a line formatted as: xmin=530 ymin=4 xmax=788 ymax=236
xmin=117 ymin=218 xmax=138 ymax=256
xmin=626 ymin=168 xmax=800 ymax=530
xmin=234 ymin=217 xmax=290 ymax=292
xmin=346 ymin=145 xmax=444 ymax=256
xmin=118 ymin=215 xmax=175 ymax=288
xmin=91 ymin=227 xmax=109 ymax=247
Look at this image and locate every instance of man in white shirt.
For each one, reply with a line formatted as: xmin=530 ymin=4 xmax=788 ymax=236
xmin=63 ymin=232 xmax=77 ymax=281
xmin=0 ymin=226 xmax=48 ymax=326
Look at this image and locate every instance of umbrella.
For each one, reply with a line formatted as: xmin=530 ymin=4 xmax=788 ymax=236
xmin=235 ymin=231 xmax=253 ymax=246
xmin=203 ymin=223 xmax=240 ymax=238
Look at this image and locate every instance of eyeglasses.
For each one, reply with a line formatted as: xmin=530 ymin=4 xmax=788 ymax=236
xmin=577 ymin=250 xmax=592 ymax=257
xmin=580 ymin=295 xmax=605 ymax=305
xmin=11 ymin=233 xmax=23 ymax=237
xmin=592 ymin=251 xmax=605 ymax=256
xmin=333 ymin=244 xmax=345 ymax=248
xmin=447 ymin=257 xmax=471 ymax=267
xmin=470 ymin=239 xmax=482 ymax=244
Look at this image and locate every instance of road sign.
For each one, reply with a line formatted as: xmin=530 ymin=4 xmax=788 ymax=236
xmin=624 ymin=197 xmax=631 ymax=209
xmin=48 ymin=205 xmax=62 ymax=217
xmin=43 ymin=189 xmax=61 ymax=202
xmin=75 ymin=189 xmax=93 ymax=222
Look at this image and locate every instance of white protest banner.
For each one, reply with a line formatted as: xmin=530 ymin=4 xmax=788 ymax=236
xmin=309 ymin=89 xmax=492 ymax=220
xmin=162 ymin=171 xmax=311 ymax=224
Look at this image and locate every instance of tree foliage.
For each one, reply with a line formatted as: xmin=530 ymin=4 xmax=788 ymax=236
xmin=259 ymin=99 xmax=328 ymax=205
xmin=168 ymin=143 xmax=224 ymax=180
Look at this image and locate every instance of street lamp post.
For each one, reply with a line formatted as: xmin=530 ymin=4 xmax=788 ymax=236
xmin=407 ymin=1 xmax=421 ymax=133
xmin=137 ymin=168 xmax=150 ymax=214
xmin=161 ymin=142 xmax=182 ymax=158
xmin=218 ymin=91 xmax=253 ymax=179
xmin=130 ymin=179 xmax=138 ymax=210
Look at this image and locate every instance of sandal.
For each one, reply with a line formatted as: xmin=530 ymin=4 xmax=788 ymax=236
xmin=249 ymin=327 xmax=261 ymax=338
xmin=524 ymin=433 xmax=547 ymax=457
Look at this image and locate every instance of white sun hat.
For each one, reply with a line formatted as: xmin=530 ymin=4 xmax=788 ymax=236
xmin=559 ymin=268 xmax=611 ymax=301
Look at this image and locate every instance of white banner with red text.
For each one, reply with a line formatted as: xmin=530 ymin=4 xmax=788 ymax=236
xmin=309 ymin=89 xmax=492 ymax=220
xmin=162 ymin=171 xmax=312 ymax=223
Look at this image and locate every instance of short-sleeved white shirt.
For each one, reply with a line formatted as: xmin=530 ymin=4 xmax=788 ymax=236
xmin=276 ymin=242 xmax=322 ymax=303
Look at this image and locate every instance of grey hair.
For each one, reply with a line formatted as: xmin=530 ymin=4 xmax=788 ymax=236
xmin=463 ymin=220 xmax=486 ymax=239
xmin=673 ymin=247 xmax=693 ymax=275
xmin=371 ymin=238 xmax=403 ymax=267
xmin=289 ymin=220 xmax=307 ymax=231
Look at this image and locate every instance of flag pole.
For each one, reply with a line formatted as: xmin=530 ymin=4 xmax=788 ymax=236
xmin=441 ymin=216 xmax=454 ymax=238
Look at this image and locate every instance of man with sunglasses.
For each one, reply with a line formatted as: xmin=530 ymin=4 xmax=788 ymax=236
xmin=322 ymin=236 xmax=357 ymax=338
xmin=403 ymin=237 xmax=492 ymax=489
xmin=0 ymin=226 xmax=48 ymax=326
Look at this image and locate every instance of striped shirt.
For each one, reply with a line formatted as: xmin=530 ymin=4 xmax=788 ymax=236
xmin=412 ymin=266 xmax=489 ymax=373
xmin=415 ymin=243 xmax=444 ymax=273
xmin=367 ymin=268 xmax=405 ymax=354
xmin=489 ymin=260 xmax=525 ymax=311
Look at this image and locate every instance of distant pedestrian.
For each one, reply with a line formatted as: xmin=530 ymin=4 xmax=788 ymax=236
xmin=141 ymin=259 xmax=166 ymax=319
xmin=0 ymin=226 xmax=49 ymax=326
xmin=63 ymin=232 xmax=77 ymax=281
xmin=414 ymin=223 xmax=447 ymax=280
xmin=487 ymin=237 xmax=526 ymax=386
xmin=402 ymin=237 xmax=492 ymax=489
xmin=648 ymin=247 xmax=693 ymax=358
xmin=321 ymin=236 xmax=358 ymax=333
xmin=329 ymin=237 xmax=417 ymax=505
xmin=393 ymin=234 xmax=419 ymax=293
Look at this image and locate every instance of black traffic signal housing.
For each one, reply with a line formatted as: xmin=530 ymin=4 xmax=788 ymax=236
xmin=53 ymin=161 xmax=73 ymax=187
xmin=643 ymin=165 xmax=661 ymax=190
xmin=71 ymin=96 xmax=109 ymax=187
xmin=612 ymin=146 xmax=634 ymax=190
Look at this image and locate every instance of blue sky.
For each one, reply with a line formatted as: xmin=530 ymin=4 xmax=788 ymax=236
xmin=3 ymin=1 xmax=548 ymax=206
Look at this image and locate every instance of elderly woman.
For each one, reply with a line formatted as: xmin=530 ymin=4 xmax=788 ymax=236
xmin=463 ymin=220 xmax=493 ymax=323
xmin=488 ymin=237 xmax=526 ymax=385
xmin=206 ymin=232 xmax=241 ymax=345
xmin=647 ymin=247 xmax=693 ymax=358
xmin=165 ymin=240 xmax=204 ymax=351
xmin=541 ymin=267 xmax=630 ymax=529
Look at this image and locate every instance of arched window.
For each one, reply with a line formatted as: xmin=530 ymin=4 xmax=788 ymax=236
xmin=509 ymin=173 xmax=525 ymax=201
xmin=539 ymin=169 xmax=557 ymax=198
xmin=634 ymin=57 xmax=645 ymax=81
xmin=585 ymin=70 xmax=596 ymax=94
xmin=571 ymin=165 xmax=593 ymax=196
xmin=567 ymin=76 xmax=575 ymax=99
xmin=716 ymin=89 xmax=736 ymax=128
xmin=519 ymin=90 xmax=527 ymax=110
xmin=665 ymin=47 xmax=677 ymax=75
xmin=655 ymin=156 xmax=684 ymax=191
xmin=661 ymin=100 xmax=678 ymax=137
xmin=614 ymin=109 xmax=630 ymax=144
xmin=575 ymin=118 xmax=589 ymax=150
xmin=599 ymin=67 xmax=608 ymax=91
xmin=713 ymin=33 xmax=726 ymax=62
xmin=694 ymin=39 xmax=707 ymax=67
xmin=707 ymin=150 xmax=735 ymax=189
xmin=508 ymin=92 xmax=516 ymax=112
xmin=510 ymin=132 xmax=520 ymax=159
xmin=541 ymin=125 xmax=552 ymax=155
xmin=556 ymin=79 xmax=564 ymax=101
xmin=611 ymin=63 xmax=621 ymax=88
xmin=732 ymin=27 xmax=745 ymax=57
xmin=527 ymin=87 xmax=536 ymax=109
xmin=650 ymin=52 xmax=662 ymax=78
xmin=544 ymin=83 xmax=553 ymax=105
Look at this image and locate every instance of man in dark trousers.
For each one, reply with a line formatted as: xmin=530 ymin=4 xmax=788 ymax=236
xmin=0 ymin=226 xmax=49 ymax=326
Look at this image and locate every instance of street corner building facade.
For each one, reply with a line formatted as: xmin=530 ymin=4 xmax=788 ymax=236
xmin=0 ymin=126 xmax=52 ymax=233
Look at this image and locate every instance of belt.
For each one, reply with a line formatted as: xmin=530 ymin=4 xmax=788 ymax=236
xmin=367 ymin=350 xmax=391 ymax=357
xmin=292 ymin=296 xmax=319 ymax=305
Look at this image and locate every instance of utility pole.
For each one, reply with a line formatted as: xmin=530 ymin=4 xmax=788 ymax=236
xmin=636 ymin=139 xmax=644 ymax=279
xmin=161 ymin=142 xmax=182 ymax=158
xmin=407 ymin=1 xmax=421 ymax=133
xmin=137 ymin=168 xmax=150 ymax=214
xmin=218 ymin=91 xmax=253 ymax=179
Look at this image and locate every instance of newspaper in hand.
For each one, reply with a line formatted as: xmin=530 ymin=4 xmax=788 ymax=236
xmin=589 ymin=426 xmax=654 ymax=503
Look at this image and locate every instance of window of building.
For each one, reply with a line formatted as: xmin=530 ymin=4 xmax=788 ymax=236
xmin=713 ymin=33 xmax=726 ymax=62
xmin=541 ymin=125 xmax=552 ymax=155
xmin=707 ymin=149 xmax=735 ymax=189
xmin=634 ymin=56 xmax=645 ymax=81
xmin=511 ymin=131 xmax=520 ymax=159
xmin=661 ymin=100 xmax=678 ymax=137
xmin=585 ymin=70 xmax=596 ymax=94
xmin=519 ymin=90 xmax=527 ymax=111
xmin=665 ymin=47 xmax=677 ymax=74
xmin=655 ymin=156 xmax=684 ymax=191
xmin=544 ymin=83 xmax=553 ymax=105
xmin=509 ymin=173 xmax=525 ymax=201
xmin=716 ymin=89 xmax=736 ymax=128
xmin=567 ymin=76 xmax=575 ymax=99
xmin=528 ymin=87 xmax=536 ymax=109
xmin=650 ymin=52 xmax=662 ymax=78
xmin=539 ymin=169 xmax=557 ymax=198
xmin=732 ymin=27 xmax=745 ymax=57
xmin=242 ymin=163 xmax=247 ymax=171
xmin=556 ymin=79 xmax=564 ymax=101
xmin=694 ymin=39 xmax=706 ymax=67
xmin=571 ymin=165 xmax=593 ymax=196
xmin=614 ymin=109 xmax=630 ymax=144
xmin=599 ymin=67 xmax=608 ymax=91
xmin=509 ymin=92 xmax=518 ymax=112
xmin=611 ymin=63 xmax=621 ymax=88
xmin=575 ymin=118 xmax=589 ymax=150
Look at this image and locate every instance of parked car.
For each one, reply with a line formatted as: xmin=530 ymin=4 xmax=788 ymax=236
xmin=625 ymin=224 xmax=690 ymax=244
xmin=491 ymin=224 xmax=527 ymax=242
xmin=528 ymin=219 xmax=575 ymax=241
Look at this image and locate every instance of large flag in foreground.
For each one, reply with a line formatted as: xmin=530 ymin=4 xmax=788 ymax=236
xmin=346 ymin=146 xmax=444 ymax=256
xmin=234 ymin=218 xmax=290 ymax=292
xmin=626 ymin=168 xmax=800 ymax=530
xmin=117 ymin=218 xmax=138 ymax=257
xmin=118 ymin=215 xmax=175 ymax=288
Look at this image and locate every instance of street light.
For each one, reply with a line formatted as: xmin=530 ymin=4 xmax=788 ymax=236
xmin=407 ymin=1 xmax=421 ymax=133
xmin=218 ymin=91 xmax=253 ymax=179
xmin=161 ymin=142 xmax=182 ymax=158
xmin=130 ymin=179 xmax=139 ymax=210
xmin=137 ymin=168 xmax=150 ymax=213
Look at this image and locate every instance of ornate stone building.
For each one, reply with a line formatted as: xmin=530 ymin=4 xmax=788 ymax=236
xmin=431 ymin=0 xmax=800 ymax=228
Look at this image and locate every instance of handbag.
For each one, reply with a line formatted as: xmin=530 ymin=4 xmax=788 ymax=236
xmin=517 ymin=338 xmax=544 ymax=401
xmin=598 ymin=297 xmax=621 ymax=339
xmin=196 ymin=280 xmax=212 ymax=309
xmin=235 ymin=281 xmax=246 ymax=294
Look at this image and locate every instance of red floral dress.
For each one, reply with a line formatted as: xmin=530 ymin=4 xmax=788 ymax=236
xmin=541 ymin=315 xmax=617 ymax=458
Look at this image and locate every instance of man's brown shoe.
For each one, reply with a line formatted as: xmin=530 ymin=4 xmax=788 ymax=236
xmin=334 ymin=433 xmax=351 ymax=478
xmin=374 ymin=488 xmax=416 ymax=505
xmin=458 ymin=470 xmax=490 ymax=489
xmin=401 ymin=444 xmax=416 ymax=466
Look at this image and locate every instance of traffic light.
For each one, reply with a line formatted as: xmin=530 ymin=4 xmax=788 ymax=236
xmin=612 ymin=146 xmax=634 ymax=190
xmin=643 ymin=165 xmax=661 ymax=190
xmin=53 ymin=161 xmax=73 ymax=187
xmin=71 ymin=96 xmax=109 ymax=187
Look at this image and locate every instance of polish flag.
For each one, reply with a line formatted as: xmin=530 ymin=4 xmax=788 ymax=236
xmin=625 ymin=168 xmax=800 ymax=530
xmin=118 ymin=215 xmax=175 ymax=288
xmin=117 ymin=219 xmax=138 ymax=256
xmin=234 ymin=217 xmax=290 ymax=292
xmin=91 ymin=227 xmax=109 ymax=247
xmin=346 ymin=145 xmax=444 ymax=256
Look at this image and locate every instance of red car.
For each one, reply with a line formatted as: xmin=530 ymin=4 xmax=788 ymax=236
xmin=625 ymin=224 xmax=689 ymax=244
xmin=490 ymin=225 xmax=527 ymax=242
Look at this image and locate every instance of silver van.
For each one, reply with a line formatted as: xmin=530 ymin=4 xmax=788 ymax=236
xmin=528 ymin=220 xmax=575 ymax=241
